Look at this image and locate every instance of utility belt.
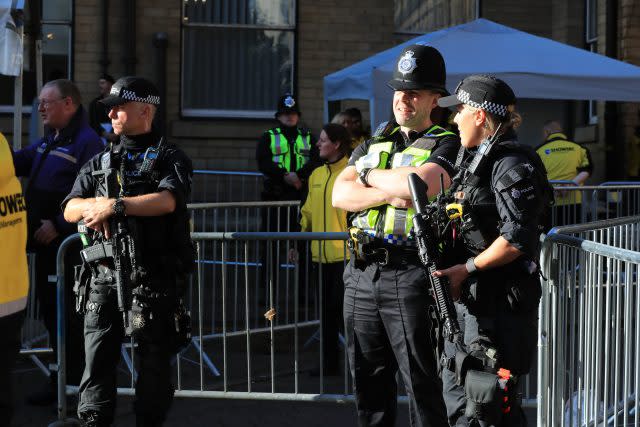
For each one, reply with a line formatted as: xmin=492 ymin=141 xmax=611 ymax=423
xmin=347 ymin=227 xmax=419 ymax=268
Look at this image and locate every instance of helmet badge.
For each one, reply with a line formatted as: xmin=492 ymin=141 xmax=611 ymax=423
xmin=398 ymin=50 xmax=417 ymax=76
xmin=284 ymin=96 xmax=295 ymax=108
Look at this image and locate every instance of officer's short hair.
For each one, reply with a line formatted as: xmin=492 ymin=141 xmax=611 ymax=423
xmin=43 ymin=79 xmax=82 ymax=106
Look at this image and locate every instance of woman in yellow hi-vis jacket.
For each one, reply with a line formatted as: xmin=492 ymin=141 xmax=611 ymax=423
xmin=0 ymin=131 xmax=29 ymax=424
xmin=298 ymin=123 xmax=350 ymax=375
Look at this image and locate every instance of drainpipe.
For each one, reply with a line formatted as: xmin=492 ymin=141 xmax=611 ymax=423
xmin=152 ymin=32 xmax=168 ymax=135
xmin=604 ymin=0 xmax=620 ymax=179
xmin=99 ymin=0 xmax=109 ymax=75
xmin=123 ymin=0 xmax=136 ymax=75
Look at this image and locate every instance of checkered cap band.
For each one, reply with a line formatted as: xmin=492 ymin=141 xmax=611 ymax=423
xmin=111 ymin=87 xmax=161 ymax=105
xmin=458 ymin=89 xmax=508 ymax=116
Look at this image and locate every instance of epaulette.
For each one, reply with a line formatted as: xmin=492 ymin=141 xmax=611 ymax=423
xmin=372 ymin=121 xmax=388 ymax=138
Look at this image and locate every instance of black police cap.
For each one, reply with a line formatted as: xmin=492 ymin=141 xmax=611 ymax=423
xmin=387 ymin=44 xmax=447 ymax=93
xmin=100 ymin=76 xmax=161 ymax=108
xmin=438 ymin=75 xmax=516 ymax=117
xmin=275 ymin=94 xmax=301 ymax=118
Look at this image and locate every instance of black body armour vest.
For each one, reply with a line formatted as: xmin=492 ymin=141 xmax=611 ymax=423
xmin=97 ymin=141 xmax=194 ymax=292
xmin=456 ymin=140 xmax=552 ymax=256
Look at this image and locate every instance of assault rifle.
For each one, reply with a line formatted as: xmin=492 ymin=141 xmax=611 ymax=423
xmin=79 ymin=166 xmax=139 ymax=336
xmin=408 ymin=173 xmax=462 ymax=346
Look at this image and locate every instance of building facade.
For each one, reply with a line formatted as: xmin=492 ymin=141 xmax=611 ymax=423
xmin=1 ymin=0 xmax=639 ymax=182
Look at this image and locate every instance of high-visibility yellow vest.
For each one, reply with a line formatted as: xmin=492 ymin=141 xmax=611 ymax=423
xmin=0 ymin=133 xmax=29 ymax=318
xmin=351 ymin=125 xmax=455 ymax=245
xmin=536 ymin=132 xmax=591 ymax=205
xmin=268 ymin=127 xmax=312 ymax=173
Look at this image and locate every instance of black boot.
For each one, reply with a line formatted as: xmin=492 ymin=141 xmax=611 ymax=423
xmin=79 ymin=410 xmax=111 ymax=427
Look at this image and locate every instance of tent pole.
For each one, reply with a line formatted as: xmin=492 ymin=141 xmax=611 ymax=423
xmin=12 ymin=22 xmax=23 ymax=152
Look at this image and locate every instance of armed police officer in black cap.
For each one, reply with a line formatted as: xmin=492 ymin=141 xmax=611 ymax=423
xmin=62 ymin=76 xmax=194 ymax=426
xmin=434 ymin=75 xmax=552 ymax=426
xmin=333 ymin=44 xmax=459 ymax=427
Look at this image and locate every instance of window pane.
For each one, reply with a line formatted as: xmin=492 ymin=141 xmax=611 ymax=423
xmin=185 ymin=0 xmax=294 ymax=26
xmin=42 ymin=0 xmax=71 ymax=21
xmin=0 ymin=25 xmax=70 ymax=107
xmin=183 ymin=27 xmax=293 ymax=111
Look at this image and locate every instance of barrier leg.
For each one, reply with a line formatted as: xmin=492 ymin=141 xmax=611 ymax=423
xmin=48 ymin=234 xmax=82 ymax=426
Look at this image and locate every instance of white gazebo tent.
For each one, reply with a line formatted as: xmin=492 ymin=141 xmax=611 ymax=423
xmin=324 ymin=19 xmax=640 ymax=133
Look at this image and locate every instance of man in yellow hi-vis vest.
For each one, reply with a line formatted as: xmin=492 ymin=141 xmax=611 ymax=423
xmin=536 ymin=120 xmax=592 ymax=225
xmin=0 ymin=131 xmax=29 ymax=424
xmin=333 ymin=44 xmax=460 ymax=427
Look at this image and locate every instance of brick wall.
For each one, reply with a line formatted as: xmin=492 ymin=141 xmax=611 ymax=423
xmin=71 ymin=0 xmax=396 ymax=171
xmin=482 ymin=0 xmax=552 ymax=38
xmin=620 ymin=0 xmax=640 ymax=176
xmin=3 ymin=0 xmax=639 ymax=180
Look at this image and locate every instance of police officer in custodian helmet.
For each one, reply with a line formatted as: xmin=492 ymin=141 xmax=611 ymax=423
xmin=333 ymin=44 xmax=460 ymax=427
xmin=434 ymin=75 xmax=552 ymax=426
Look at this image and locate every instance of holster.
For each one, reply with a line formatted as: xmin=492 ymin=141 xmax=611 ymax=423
xmin=464 ymin=369 xmax=505 ymax=424
xmin=73 ymin=264 xmax=92 ymax=315
xmin=347 ymin=227 xmax=369 ymax=269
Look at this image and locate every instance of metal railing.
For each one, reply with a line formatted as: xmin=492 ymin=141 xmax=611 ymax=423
xmin=43 ymin=183 xmax=640 ymax=425
xmin=538 ymin=216 xmax=640 ymax=427
xmin=52 ymin=232 xmax=356 ymax=424
xmin=189 ymin=201 xmax=299 ymax=233
xmin=190 ymin=170 xmax=264 ymax=203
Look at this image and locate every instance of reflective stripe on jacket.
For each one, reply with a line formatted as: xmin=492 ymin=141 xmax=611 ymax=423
xmin=0 ymin=133 xmax=29 ymax=317
xmin=300 ymin=156 xmax=349 ymax=263
xmin=268 ymin=127 xmax=311 ymax=172
xmin=351 ymin=125 xmax=455 ymax=245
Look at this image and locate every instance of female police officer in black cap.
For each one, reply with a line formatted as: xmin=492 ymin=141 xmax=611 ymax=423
xmin=434 ymin=75 xmax=551 ymax=426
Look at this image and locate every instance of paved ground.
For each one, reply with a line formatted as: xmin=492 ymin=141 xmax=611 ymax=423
xmin=12 ymin=325 xmax=536 ymax=426
xmin=12 ymin=360 xmax=535 ymax=426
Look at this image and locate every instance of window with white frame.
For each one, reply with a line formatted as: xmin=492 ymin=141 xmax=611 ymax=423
xmin=181 ymin=0 xmax=296 ymax=118
xmin=586 ymin=0 xmax=598 ymax=124
xmin=0 ymin=0 xmax=73 ymax=113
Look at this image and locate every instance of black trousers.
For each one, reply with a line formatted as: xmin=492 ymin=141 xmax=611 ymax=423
xmin=33 ymin=239 xmax=85 ymax=385
xmin=315 ymin=261 xmax=345 ymax=372
xmin=77 ymin=278 xmax=175 ymax=425
xmin=441 ymin=301 xmax=537 ymax=427
xmin=0 ymin=310 xmax=25 ymax=427
xmin=343 ymin=259 xmax=448 ymax=427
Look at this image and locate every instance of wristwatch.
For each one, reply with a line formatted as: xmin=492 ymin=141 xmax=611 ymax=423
xmin=359 ymin=168 xmax=372 ymax=187
xmin=465 ymin=257 xmax=478 ymax=275
xmin=112 ymin=198 xmax=126 ymax=217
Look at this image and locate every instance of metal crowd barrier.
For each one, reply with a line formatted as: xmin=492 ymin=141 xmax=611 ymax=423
xmin=53 ymin=231 xmax=545 ymax=427
xmin=190 ymin=170 xmax=263 ymax=203
xmin=189 ymin=201 xmax=300 ymax=233
xmin=538 ymin=216 xmax=640 ymax=427
xmin=20 ymin=253 xmax=53 ymax=375
xmin=186 ymin=183 xmax=640 ymax=234
xmin=549 ymin=183 xmax=640 ymax=226
xmin=52 ymin=232 xmax=356 ymax=425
